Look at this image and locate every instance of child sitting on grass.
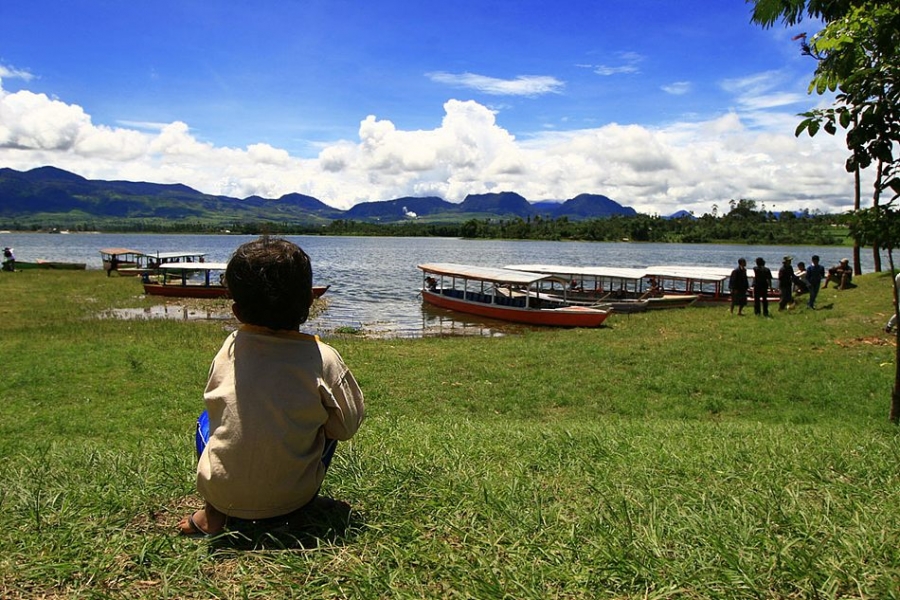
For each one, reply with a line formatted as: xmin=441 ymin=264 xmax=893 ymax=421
xmin=178 ymin=236 xmax=365 ymax=537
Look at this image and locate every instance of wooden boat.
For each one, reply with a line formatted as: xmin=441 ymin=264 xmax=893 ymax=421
xmin=418 ymin=263 xmax=610 ymax=328
xmin=643 ymin=266 xmax=735 ymax=306
xmin=145 ymin=251 xmax=207 ymax=268
xmin=142 ymin=263 xmax=330 ymax=300
xmin=142 ymin=263 xmax=231 ymax=298
xmin=100 ymin=248 xmax=148 ymax=276
xmin=506 ymin=264 xmax=697 ymax=311
xmin=118 ymin=251 xmax=211 ymax=276
xmin=14 ymin=260 xmax=86 ymax=270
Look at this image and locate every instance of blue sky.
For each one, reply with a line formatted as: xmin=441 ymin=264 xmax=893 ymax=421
xmin=0 ymin=0 xmax=854 ymax=215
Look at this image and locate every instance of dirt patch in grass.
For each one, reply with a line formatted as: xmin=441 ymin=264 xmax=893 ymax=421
xmin=835 ymin=335 xmax=895 ymax=348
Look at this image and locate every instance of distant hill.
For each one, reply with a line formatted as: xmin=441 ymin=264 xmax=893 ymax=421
xmin=553 ymin=193 xmax=637 ymax=219
xmin=0 ymin=166 xmax=642 ymax=226
xmin=344 ymin=196 xmax=449 ymax=220
xmin=666 ymin=210 xmax=696 ymax=220
xmin=457 ymin=192 xmax=536 ymax=216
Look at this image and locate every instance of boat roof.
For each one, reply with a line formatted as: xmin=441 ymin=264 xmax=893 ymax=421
xmin=506 ymin=264 xmax=648 ymax=280
xmin=157 ymin=262 xmax=229 ymax=271
xmin=148 ymin=251 xmax=207 ymax=260
xmin=419 ymin=262 xmax=555 ymax=285
xmin=643 ymin=265 xmax=733 ymax=281
xmin=99 ymin=247 xmax=145 ymax=256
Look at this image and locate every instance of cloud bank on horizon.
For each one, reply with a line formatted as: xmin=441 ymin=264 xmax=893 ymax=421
xmin=0 ymin=2 xmax=859 ymax=216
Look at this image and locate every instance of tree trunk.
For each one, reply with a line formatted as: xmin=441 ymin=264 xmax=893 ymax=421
xmin=854 ymin=163 xmax=862 ymax=275
xmin=873 ymin=160 xmax=884 ymax=273
xmin=891 ymin=250 xmax=900 ymax=423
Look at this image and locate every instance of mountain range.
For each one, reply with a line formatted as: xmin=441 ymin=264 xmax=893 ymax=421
xmin=0 ymin=166 xmax=641 ymax=225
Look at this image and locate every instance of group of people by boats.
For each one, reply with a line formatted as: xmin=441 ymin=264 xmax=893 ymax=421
xmin=418 ymin=257 xmax=861 ymax=329
xmin=728 ymin=254 xmax=853 ymax=316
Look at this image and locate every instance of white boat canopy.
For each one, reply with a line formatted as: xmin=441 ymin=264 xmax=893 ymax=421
xmin=157 ymin=262 xmax=230 ymax=271
xmin=148 ymin=251 xmax=207 ymax=261
xmin=643 ymin=265 xmax=733 ymax=281
xmin=506 ymin=264 xmax=649 ymax=280
xmin=418 ymin=263 xmax=556 ymax=285
xmin=99 ymin=247 xmax=146 ymax=257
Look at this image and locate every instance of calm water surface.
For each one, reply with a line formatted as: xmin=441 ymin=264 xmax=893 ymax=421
xmin=1 ymin=232 xmax=884 ymax=337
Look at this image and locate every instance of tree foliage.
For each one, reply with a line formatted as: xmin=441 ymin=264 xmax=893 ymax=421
xmin=749 ymin=0 xmax=900 ymax=200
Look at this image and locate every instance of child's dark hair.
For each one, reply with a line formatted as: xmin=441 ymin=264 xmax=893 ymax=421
xmin=226 ymin=236 xmax=313 ymax=329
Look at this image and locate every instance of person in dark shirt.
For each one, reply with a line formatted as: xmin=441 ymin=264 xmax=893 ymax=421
xmin=753 ymin=257 xmax=773 ymax=317
xmin=778 ymin=256 xmax=796 ymax=311
xmin=806 ymin=255 xmax=826 ymax=309
xmin=729 ymin=258 xmax=749 ymax=315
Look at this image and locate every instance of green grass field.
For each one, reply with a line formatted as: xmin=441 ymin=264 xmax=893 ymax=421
xmin=1 ymin=268 xmax=899 ymax=598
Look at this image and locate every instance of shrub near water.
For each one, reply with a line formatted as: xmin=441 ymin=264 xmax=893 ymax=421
xmin=0 ymin=269 xmax=899 ymax=598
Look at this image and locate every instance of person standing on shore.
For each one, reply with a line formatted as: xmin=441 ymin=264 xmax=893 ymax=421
xmin=806 ymin=255 xmax=826 ymax=309
xmin=2 ymin=247 xmax=14 ymax=272
xmin=778 ymin=256 xmax=795 ymax=311
xmin=729 ymin=258 xmax=749 ymax=315
xmin=753 ymin=257 xmax=773 ymax=317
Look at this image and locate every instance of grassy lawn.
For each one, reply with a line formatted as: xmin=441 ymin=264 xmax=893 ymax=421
xmin=1 ymin=268 xmax=899 ymax=598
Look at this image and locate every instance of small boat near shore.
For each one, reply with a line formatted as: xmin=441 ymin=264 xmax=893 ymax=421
xmin=418 ymin=263 xmax=610 ymax=328
xmin=100 ymin=249 xmax=210 ymax=276
xmin=142 ymin=263 xmax=231 ymax=298
xmin=142 ymin=263 xmax=331 ymax=300
xmin=14 ymin=260 xmax=86 ymax=270
xmin=100 ymin=248 xmax=148 ymax=276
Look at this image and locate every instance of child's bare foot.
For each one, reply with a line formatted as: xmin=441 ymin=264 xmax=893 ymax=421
xmin=178 ymin=505 xmax=226 ymax=537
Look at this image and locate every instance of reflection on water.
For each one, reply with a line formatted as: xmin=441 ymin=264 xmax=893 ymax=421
xmin=419 ymin=304 xmax=520 ymax=337
xmin=103 ymin=304 xmax=234 ymax=322
xmin=100 ymin=298 xmax=531 ymax=338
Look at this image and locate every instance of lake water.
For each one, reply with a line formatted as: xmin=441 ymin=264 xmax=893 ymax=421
xmin=0 ymin=232 xmax=886 ymax=337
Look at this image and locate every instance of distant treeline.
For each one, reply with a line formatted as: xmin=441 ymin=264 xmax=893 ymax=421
xmin=4 ymin=200 xmax=849 ymax=246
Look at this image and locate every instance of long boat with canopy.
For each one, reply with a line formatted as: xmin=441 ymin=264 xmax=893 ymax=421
xmin=642 ymin=265 xmax=736 ymax=306
xmin=99 ymin=247 xmax=148 ymax=276
xmin=142 ymin=263 xmax=331 ymax=300
xmin=506 ymin=264 xmax=698 ymax=312
xmin=418 ymin=263 xmax=610 ymax=328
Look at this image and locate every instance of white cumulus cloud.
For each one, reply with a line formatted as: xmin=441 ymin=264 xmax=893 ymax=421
xmin=427 ymin=72 xmax=564 ymax=96
xmin=0 ymin=77 xmax=855 ymax=215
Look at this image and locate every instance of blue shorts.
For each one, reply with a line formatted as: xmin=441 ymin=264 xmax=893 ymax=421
xmin=194 ymin=409 xmax=337 ymax=467
xmin=195 ymin=410 xmax=210 ymax=458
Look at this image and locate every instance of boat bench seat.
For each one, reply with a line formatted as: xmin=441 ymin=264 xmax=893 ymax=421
xmin=464 ymin=291 xmax=492 ymax=303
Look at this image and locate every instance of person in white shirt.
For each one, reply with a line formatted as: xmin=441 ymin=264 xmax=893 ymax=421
xmin=885 ymin=272 xmax=900 ymax=334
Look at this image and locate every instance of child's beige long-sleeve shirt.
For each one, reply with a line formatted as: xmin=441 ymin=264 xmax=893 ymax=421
xmin=197 ymin=325 xmax=365 ymax=519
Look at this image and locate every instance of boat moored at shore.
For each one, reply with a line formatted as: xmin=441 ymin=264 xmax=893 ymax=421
xmin=100 ymin=248 xmax=148 ymax=276
xmin=14 ymin=260 xmax=86 ymax=270
xmin=418 ymin=263 xmax=610 ymax=328
xmin=142 ymin=263 xmax=331 ymax=300
xmin=506 ymin=264 xmax=698 ymax=311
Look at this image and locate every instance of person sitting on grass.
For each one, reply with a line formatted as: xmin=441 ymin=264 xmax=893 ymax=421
xmin=824 ymin=258 xmax=853 ymax=290
xmin=178 ymin=236 xmax=365 ymax=537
